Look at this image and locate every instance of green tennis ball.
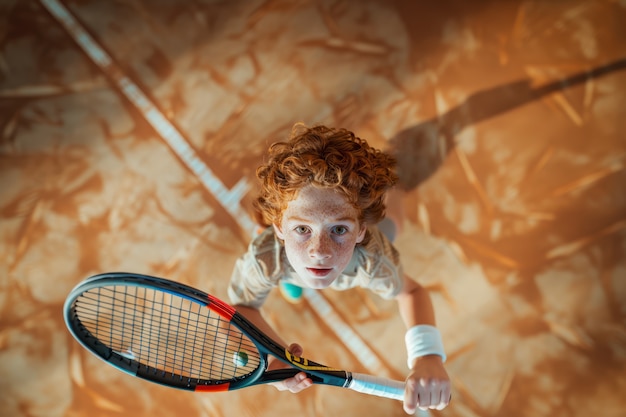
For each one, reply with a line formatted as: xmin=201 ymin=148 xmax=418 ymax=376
xmin=233 ymin=351 xmax=248 ymax=367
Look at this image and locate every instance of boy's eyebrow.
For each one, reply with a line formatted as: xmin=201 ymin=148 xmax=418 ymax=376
xmin=286 ymin=215 xmax=357 ymax=223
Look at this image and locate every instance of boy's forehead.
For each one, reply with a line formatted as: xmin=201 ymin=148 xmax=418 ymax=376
xmin=282 ymin=186 xmax=359 ymax=221
xmin=285 ymin=209 xmax=358 ymax=222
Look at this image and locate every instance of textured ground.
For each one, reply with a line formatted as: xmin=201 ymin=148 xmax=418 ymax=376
xmin=1 ymin=1 xmax=625 ymax=416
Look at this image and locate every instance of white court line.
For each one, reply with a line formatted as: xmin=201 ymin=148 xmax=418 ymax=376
xmin=39 ymin=0 xmax=256 ymax=236
xmin=304 ymin=289 xmax=386 ymax=372
xmin=40 ymin=0 xmax=388 ymax=376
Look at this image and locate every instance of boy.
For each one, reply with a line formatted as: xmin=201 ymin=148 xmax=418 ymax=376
xmin=228 ymin=124 xmax=451 ymax=413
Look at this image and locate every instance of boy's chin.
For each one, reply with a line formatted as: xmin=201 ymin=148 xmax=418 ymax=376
xmin=302 ymin=277 xmax=336 ymax=289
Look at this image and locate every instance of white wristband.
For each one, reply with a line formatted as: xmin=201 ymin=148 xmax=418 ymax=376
xmin=405 ymin=325 xmax=446 ymax=368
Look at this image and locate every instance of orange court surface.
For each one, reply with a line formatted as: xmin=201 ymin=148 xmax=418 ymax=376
xmin=1 ymin=1 xmax=625 ymax=416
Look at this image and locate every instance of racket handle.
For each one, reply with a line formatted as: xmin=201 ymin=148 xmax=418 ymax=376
xmin=347 ymin=373 xmax=405 ymax=401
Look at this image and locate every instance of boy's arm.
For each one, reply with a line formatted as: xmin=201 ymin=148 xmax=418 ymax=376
xmin=395 ymin=275 xmax=451 ymax=414
xmin=394 ymin=275 xmax=436 ymax=327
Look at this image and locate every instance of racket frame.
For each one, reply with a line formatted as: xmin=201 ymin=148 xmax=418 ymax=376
xmin=64 ymin=272 xmax=353 ymax=392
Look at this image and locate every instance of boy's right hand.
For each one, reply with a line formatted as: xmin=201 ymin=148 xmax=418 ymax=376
xmin=268 ymin=343 xmax=313 ymax=393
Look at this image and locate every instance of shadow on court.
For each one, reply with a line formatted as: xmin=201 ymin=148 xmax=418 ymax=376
xmin=389 ymin=57 xmax=626 ymax=190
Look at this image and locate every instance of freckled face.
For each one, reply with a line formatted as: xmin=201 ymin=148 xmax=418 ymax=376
xmin=274 ymin=185 xmax=366 ymax=289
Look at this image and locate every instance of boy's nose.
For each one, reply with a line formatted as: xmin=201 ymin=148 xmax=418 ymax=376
xmin=309 ymin=234 xmax=332 ymax=259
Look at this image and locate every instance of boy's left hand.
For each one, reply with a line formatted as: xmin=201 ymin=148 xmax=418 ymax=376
xmin=403 ymin=355 xmax=451 ymax=414
xmin=267 ymin=343 xmax=313 ymax=393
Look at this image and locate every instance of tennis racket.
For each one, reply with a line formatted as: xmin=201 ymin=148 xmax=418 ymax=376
xmin=64 ymin=272 xmax=405 ymax=400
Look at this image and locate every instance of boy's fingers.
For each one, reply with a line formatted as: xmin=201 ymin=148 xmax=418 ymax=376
xmin=287 ymin=342 xmax=304 ymax=356
xmin=286 ymin=372 xmax=312 ymax=393
xmin=403 ymin=378 xmax=418 ymax=414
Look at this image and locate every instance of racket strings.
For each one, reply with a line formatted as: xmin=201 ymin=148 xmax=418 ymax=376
xmin=74 ymin=285 xmax=261 ymax=382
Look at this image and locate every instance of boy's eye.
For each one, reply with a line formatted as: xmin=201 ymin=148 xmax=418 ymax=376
xmin=332 ymin=225 xmax=348 ymax=235
xmin=295 ymin=226 xmax=309 ymax=234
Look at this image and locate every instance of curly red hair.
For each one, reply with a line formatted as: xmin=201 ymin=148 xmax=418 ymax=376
xmin=253 ymin=124 xmax=398 ymax=243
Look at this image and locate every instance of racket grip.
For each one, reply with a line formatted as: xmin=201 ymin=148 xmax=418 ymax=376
xmin=347 ymin=373 xmax=405 ymax=401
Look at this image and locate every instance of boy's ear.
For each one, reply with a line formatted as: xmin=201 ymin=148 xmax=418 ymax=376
xmin=356 ymin=223 xmax=367 ymax=243
xmin=273 ymin=223 xmax=285 ymax=239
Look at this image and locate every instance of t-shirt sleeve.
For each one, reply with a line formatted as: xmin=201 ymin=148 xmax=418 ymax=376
xmin=227 ymin=229 xmax=281 ymax=309
xmin=366 ymin=262 xmax=404 ymax=299
xmin=227 ymin=253 xmax=274 ymax=309
xmin=330 ymin=225 xmax=405 ymax=299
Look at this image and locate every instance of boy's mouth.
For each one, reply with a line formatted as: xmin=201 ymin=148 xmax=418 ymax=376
xmin=306 ymin=267 xmax=333 ymax=277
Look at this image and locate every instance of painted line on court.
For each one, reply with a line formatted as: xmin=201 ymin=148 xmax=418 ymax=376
xmin=303 ymin=289 xmax=387 ymax=373
xmin=39 ymin=0 xmax=256 ymax=235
